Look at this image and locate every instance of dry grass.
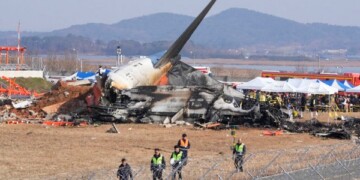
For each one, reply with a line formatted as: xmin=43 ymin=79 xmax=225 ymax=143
xmin=0 ymin=114 xmax=347 ymax=179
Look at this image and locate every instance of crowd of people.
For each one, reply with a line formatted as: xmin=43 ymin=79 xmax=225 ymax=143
xmin=244 ymin=90 xmax=360 ymax=118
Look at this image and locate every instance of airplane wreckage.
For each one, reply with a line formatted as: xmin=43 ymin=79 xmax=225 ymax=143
xmin=88 ymin=1 xmax=360 ymax=140
xmin=90 ymin=0 xmax=290 ymax=127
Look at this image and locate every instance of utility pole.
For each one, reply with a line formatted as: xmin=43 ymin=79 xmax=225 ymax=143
xmin=317 ymin=54 xmax=320 ymax=73
xmin=80 ymin=58 xmax=83 ymax=72
xmin=116 ymin=46 xmax=122 ymax=67
xmin=190 ymin=51 xmax=195 ymax=66
xmin=73 ymin=48 xmax=78 ymax=71
xmin=17 ymin=21 xmax=21 ymax=65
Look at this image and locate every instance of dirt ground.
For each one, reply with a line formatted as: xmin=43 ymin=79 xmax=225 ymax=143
xmin=0 ymin=111 xmax=352 ymax=179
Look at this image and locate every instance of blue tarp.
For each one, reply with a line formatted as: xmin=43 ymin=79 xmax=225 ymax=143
xmin=322 ymin=79 xmax=349 ymax=91
xmin=104 ymin=69 xmax=111 ymax=75
xmin=76 ymin=71 xmax=96 ymax=80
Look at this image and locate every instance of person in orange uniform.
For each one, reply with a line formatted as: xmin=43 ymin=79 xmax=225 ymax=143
xmin=177 ymin=133 xmax=191 ymax=166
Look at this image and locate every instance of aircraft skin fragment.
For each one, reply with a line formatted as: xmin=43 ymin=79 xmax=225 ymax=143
xmin=106 ymin=58 xmax=173 ymax=90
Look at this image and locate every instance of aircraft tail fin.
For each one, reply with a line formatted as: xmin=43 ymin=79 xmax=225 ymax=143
xmin=154 ymin=0 xmax=216 ymax=68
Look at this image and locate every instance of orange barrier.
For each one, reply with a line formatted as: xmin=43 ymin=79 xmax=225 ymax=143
xmin=42 ymin=120 xmax=88 ymax=127
xmin=4 ymin=120 xmax=88 ymax=127
xmin=263 ymin=130 xmax=283 ymax=136
xmin=6 ymin=120 xmax=24 ymax=124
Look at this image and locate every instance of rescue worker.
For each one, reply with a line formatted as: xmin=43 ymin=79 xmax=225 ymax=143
xmin=255 ymin=90 xmax=260 ymax=101
xmin=170 ymin=145 xmax=183 ymax=180
xmin=151 ymin=148 xmax=166 ymax=180
xmin=275 ymin=94 xmax=283 ymax=108
xmin=232 ymin=139 xmax=246 ymax=172
xmin=96 ymin=65 xmax=106 ymax=76
xmin=300 ymin=94 xmax=307 ymax=118
xmin=259 ymin=92 xmax=266 ymax=104
xmin=249 ymin=90 xmax=255 ymax=99
xmin=266 ymin=94 xmax=272 ymax=102
xmin=177 ymin=133 xmax=190 ymax=165
xmin=310 ymin=95 xmax=318 ymax=118
xmin=117 ymin=158 xmax=133 ymax=180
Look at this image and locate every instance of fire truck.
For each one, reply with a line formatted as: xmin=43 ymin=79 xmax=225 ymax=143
xmin=261 ymin=71 xmax=360 ymax=86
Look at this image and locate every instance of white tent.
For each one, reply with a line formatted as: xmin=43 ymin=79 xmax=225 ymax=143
xmin=287 ymin=79 xmax=318 ymax=89
xmin=346 ymin=85 xmax=360 ymax=93
xmin=296 ymin=81 xmax=338 ymax=94
xmin=236 ymin=77 xmax=275 ymax=90
xmin=261 ymin=81 xmax=297 ymax=93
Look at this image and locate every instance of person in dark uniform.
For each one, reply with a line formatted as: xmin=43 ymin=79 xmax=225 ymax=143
xmin=300 ymin=94 xmax=307 ymax=118
xmin=117 ymin=158 xmax=133 ymax=180
xmin=151 ymin=148 xmax=166 ymax=180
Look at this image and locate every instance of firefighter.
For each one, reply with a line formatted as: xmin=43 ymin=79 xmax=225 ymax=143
xmin=259 ymin=92 xmax=266 ymax=104
xmin=266 ymin=94 xmax=272 ymax=102
xmin=249 ymin=90 xmax=256 ymax=99
xmin=275 ymin=94 xmax=283 ymax=108
xmin=170 ymin=145 xmax=183 ymax=180
xmin=151 ymin=148 xmax=166 ymax=180
xmin=117 ymin=158 xmax=133 ymax=180
xmin=177 ymin=133 xmax=190 ymax=165
xmin=232 ymin=139 xmax=246 ymax=172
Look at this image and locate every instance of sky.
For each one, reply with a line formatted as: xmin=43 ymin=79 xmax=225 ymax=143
xmin=1 ymin=0 xmax=360 ymax=32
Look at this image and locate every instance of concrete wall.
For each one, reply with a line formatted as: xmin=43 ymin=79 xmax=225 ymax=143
xmin=0 ymin=70 xmax=44 ymax=78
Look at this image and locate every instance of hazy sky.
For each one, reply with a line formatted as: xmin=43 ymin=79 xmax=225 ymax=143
xmin=1 ymin=0 xmax=360 ymax=31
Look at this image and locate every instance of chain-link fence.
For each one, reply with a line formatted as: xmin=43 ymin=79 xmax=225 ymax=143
xmin=48 ymin=142 xmax=360 ymax=180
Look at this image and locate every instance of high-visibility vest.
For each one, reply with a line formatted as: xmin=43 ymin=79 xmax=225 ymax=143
xmin=179 ymin=139 xmax=189 ymax=147
xmin=260 ymin=94 xmax=266 ymax=102
xmin=152 ymin=155 xmax=163 ymax=165
xmin=172 ymin=151 xmax=183 ymax=161
xmin=276 ymin=97 xmax=282 ymax=105
xmin=249 ymin=92 xmax=255 ymax=99
xmin=235 ymin=144 xmax=245 ymax=153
